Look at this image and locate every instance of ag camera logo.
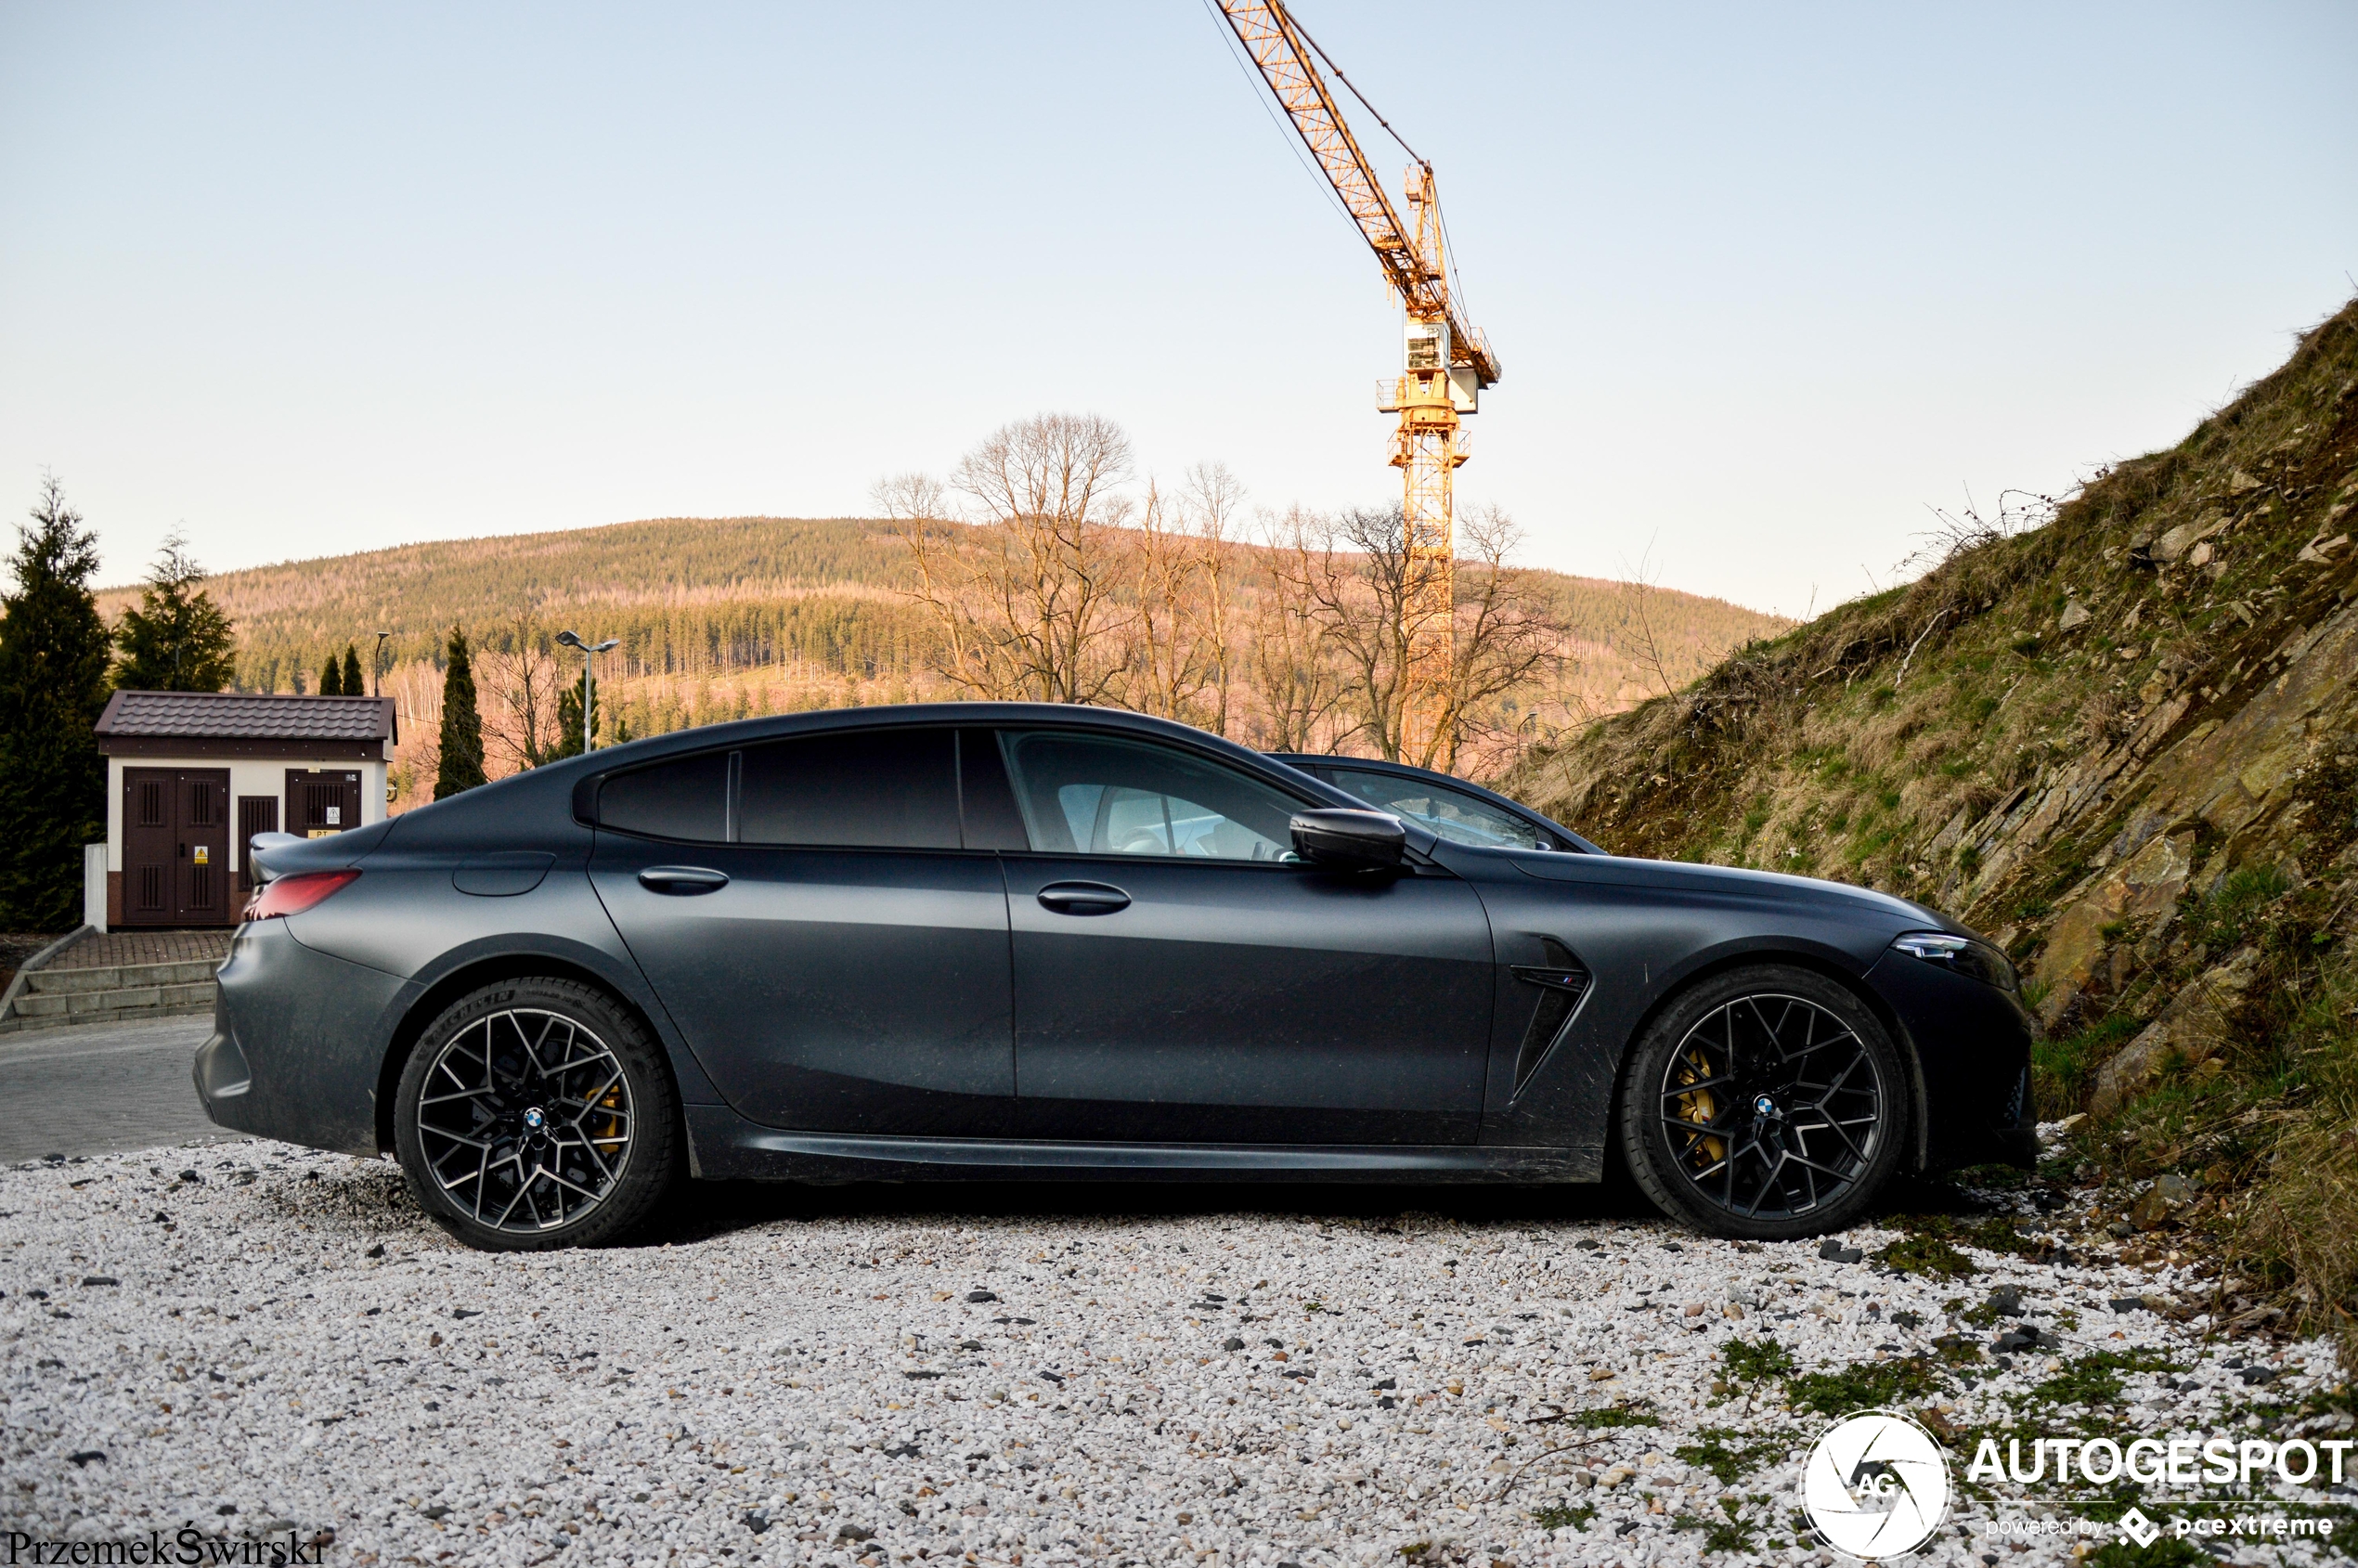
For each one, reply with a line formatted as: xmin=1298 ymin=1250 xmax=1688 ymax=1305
xmin=1801 ymin=1410 xmax=1952 ymax=1560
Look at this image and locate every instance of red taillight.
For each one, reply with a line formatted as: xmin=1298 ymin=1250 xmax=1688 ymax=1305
xmin=242 ymin=869 xmax=360 ymax=923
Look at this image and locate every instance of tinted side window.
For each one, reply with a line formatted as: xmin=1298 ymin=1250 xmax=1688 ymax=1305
xmin=1327 ymin=767 xmax=1550 ymax=850
xmin=1000 ymin=732 xmax=1302 ymax=862
xmin=956 ymin=729 xmax=1030 ymax=852
xmin=739 ymin=729 xmax=960 ymax=849
xmin=599 ymin=750 xmax=732 ymax=842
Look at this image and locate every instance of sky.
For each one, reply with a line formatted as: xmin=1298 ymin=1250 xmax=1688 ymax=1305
xmin=2 ymin=2 xmax=2354 ymax=618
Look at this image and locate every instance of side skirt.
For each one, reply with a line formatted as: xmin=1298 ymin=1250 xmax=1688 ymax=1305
xmin=685 ymin=1106 xmax=1601 ymax=1184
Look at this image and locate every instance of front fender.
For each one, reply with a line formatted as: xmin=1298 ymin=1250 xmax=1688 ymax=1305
xmin=1441 ymin=847 xmax=1911 ymax=1158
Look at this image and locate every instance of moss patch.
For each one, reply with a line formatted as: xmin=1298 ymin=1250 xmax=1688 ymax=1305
xmin=1873 ymin=1233 xmax=1977 ymax=1278
xmin=1719 ymin=1337 xmax=1795 ymax=1384
xmin=1674 ymin=1429 xmax=1788 ymax=1484
xmin=1786 ymin=1357 xmax=1947 ymax=1418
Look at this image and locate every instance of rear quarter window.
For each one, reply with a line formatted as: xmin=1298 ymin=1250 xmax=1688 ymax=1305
xmin=598 ymin=750 xmax=732 ymax=842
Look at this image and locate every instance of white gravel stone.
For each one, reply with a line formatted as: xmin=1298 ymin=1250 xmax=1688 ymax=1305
xmin=1 ymin=1143 xmax=2348 ymax=1566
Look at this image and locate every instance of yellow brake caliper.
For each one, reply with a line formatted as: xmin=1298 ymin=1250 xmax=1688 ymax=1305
xmin=594 ymin=1085 xmax=627 ymax=1159
xmin=1673 ymin=1047 xmax=1727 ymax=1166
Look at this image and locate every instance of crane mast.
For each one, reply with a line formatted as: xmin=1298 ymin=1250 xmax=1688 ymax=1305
xmin=1215 ymin=0 xmax=1500 ymax=764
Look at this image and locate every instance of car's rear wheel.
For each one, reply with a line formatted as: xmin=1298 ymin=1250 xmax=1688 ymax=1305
xmin=1616 ymin=965 xmax=1907 ymax=1240
xmin=394 ymin=978 xmax=679 ymax=1251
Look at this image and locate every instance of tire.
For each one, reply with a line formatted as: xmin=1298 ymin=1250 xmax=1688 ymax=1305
xmin=1615 ymin=965 xmax=1908 ymax=1240
xmin=394 ymin=978 xmax=680 ymax=1251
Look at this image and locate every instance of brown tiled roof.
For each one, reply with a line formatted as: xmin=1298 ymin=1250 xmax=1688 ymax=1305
xmin=95 ymin=691 xmax=397 ymax=743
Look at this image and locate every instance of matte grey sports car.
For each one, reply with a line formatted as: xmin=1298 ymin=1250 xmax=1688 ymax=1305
xmin=203 ymin=703 xmax=2034 ymax=1251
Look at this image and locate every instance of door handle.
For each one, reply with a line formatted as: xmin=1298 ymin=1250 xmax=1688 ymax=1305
xmin=639 ymin=865 xmax=730 ymax=895
xmin=1036 ymin=881 xmax=1130 ymax=916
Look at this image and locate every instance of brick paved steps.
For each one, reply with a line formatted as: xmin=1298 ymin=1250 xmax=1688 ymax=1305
xmin=0 ymin=957 xmax=220 ymax=1032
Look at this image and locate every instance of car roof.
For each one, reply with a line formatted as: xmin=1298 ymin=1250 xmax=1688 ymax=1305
xmin=544 ymin=704 xmax=1369 ymax=825
xmin=1265 ymin=752 xmax=1603 ymax=854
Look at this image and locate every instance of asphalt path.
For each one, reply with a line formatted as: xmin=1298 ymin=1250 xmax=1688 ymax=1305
xmin=0 ymin=1015 xmax=242 ymax=1163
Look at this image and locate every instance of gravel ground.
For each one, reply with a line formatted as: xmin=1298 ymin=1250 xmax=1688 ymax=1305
xmin=1 ymin=1135 xmax=2350 ymax=1567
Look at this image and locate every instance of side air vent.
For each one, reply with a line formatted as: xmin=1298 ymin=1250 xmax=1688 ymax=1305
xmin=1509 ymin=938 xmax=1591 ymax=1095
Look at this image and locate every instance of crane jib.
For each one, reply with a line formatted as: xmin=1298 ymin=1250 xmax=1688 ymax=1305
xmin=1214 ymin=0 xmax=1500 ymax=389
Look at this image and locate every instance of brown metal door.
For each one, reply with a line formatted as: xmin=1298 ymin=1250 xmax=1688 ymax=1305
xmin=175 ymin=771 xmax=231 ymax=924
xmin=121 ymin=767 xmax=232 ymax=927
xmin=286 ymin=769 xmax=363 ymax=837
xmin=123 ymin=768 xmax=175 ymax=926
xmin=237 ymin=796 xmax=279 ymax=894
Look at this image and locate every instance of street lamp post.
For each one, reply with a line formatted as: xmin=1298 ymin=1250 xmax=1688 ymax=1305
xmin=555 ymin=631 xmax=620 ymax=753
xmin=372 ymin=630 xmax=391 ymax=698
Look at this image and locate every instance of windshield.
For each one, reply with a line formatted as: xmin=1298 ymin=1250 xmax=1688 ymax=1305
xmin=1324 ymin=767 xmax=1552 ymax=850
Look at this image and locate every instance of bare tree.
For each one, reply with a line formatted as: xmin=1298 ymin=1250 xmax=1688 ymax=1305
xmin=1616 ymin=536 xmax=1677 ymax=702
xmin=1440 ymin=505 xmax=1564 ymax=774
xmin=477 ymin=615 xmax=564 ymax=772
xmin=1119 ymin=479 xmax=1218 ymax=725
xmin=874 ymin=473 xmax=983 ymax=687
xmin=1181 ymin=460 xmax=1247 ymax=737
xmin=1302 ymin=502 xmax=1560 ymax=771
xmin=879 ymin=413 xmax=1138 ymax=705
xmin=1242 ymin=505 xmax=1345 ymax=752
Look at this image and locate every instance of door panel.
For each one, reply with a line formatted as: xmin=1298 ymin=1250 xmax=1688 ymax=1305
xmin=123 ymin=768 xmax=231 ymax=927
xmin=175 ymin=771 xmax=229 ymax=923
xmin=1005 ymin=858 xmax=1494 ymax=1143
xmin=594 ymin=843 xmax=1014 ymax=1134
xmin=236 ymin=796 xmax=279 ymax=893
xmin=123 ymin=769 xmax=175 ymax=926
xmin=588 ymin=730 xmax=1015 ymax=1137
xmin=988 ymin=728 xmax=1496 ymax=1145
xmin=286 ymin=769 xmax=362 ymax=837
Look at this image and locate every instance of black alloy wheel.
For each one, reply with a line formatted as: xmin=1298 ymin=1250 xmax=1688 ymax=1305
xmin=1616 ymin=965 xmax=1907 ymax=1239
xmin=395 ymin=978 xmax=679 ymax=1251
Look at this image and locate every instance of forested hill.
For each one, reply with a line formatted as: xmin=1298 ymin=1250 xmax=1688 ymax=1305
xmin=97 ymin=513 xmax=1788 ymax=717
xmin=96 ymin=516 xmax=909 ymax=693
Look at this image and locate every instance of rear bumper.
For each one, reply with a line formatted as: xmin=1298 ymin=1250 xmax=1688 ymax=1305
xmin=197 ymin=920 xmax=407 ymax=1156
xmin=1863 ymin=948 xmax=2038 ymax=1172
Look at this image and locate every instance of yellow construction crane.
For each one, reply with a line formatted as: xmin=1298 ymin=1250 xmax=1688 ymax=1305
xmin=1213 ymin=0 xmax=1501 ymax=763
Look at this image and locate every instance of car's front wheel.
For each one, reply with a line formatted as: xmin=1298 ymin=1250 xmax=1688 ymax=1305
xmin=1616 ymin=965 xmax=1907 ymax=1240
xmin=394 ymin=978 xmax=679 ymax=1251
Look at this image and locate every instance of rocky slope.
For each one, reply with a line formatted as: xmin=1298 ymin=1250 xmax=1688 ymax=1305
xmin=1508 ymin=297 xmax=2358 ymax=1356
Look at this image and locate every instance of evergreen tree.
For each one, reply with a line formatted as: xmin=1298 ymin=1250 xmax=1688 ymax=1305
xmin=434 ymin=627 xmax=487 ymax=798
xmin=112 ymin=532 xmax=236 ymax=692
xmin=557 ymin=674 xmax=599 ymax=758
xmin=342 ymin=643 xmax=364 ymax=697
xmin=0 ymin=478 xmax=112 ymax=928
xmin=317 ymin=654 xmax=343 ymax=696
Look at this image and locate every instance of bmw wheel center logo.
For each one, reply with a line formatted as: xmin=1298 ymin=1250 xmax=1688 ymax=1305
xmin=1801 ymin=1409 xmax=1952 ymax=1560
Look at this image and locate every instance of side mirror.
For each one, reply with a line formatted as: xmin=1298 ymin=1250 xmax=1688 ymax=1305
xmin=1289 ymin=809 xmax=1407 ymax=873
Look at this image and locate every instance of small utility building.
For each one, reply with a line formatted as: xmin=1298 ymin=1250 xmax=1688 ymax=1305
xmin=92 ymin=691 xmax=398 ymax=927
